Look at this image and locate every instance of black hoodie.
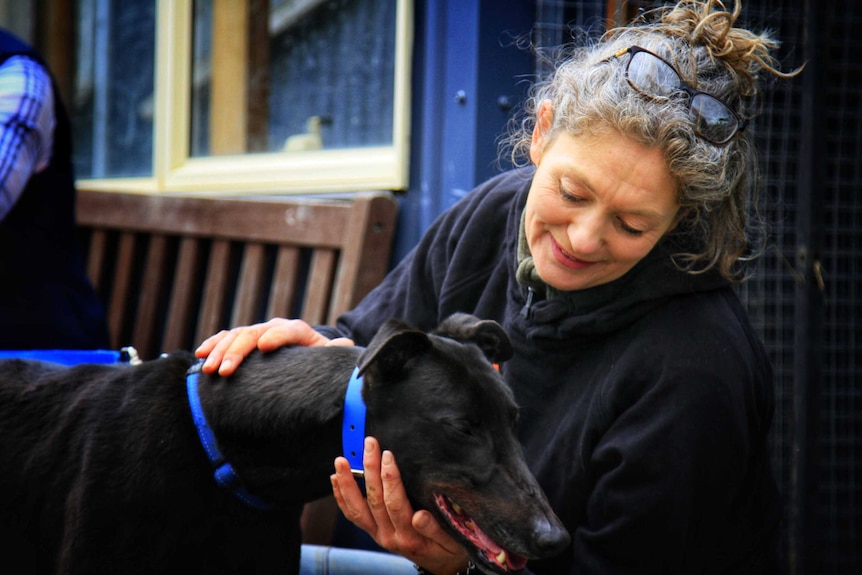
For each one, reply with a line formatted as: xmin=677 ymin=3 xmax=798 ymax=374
xmin=324 ymin=168 xmax=781 ymax=574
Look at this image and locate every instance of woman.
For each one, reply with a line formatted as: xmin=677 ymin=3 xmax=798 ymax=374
xmin=197 ymin=1 xmax=796 ymax=573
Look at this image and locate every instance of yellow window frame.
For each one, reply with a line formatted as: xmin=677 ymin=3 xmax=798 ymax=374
xmin=78 ymin=0 xmax=413 ymax=195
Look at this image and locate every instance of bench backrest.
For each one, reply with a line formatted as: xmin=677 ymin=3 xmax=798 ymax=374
xmin=76 ymin=190 xmax=398 ymax=360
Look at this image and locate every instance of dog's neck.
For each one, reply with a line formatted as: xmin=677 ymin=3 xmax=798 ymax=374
xmin=186 ymin=364 xmax=275 ymax=509
xmin=194 ymin=346 xmax=363 ymax=507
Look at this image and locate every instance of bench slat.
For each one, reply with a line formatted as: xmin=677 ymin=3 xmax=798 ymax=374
xmin=267 ymin=246 xmax=300 ymax=319
xmin=107 ymin=232 xmax=137 ymax=347
xmin=85 ymin=229 xmax=109 ymax=292
xmin=301 ymin=248 xmax=336 ymax=325
xmin=78 ymin=193 xmax=362 ymax=247
xmin=231 ymin=242 xmax=267 ymax=327
xmin=195 ymin=239 xmax=233 ymax=348
xmin=132 ymin=234 xmax=169 ymax=354
xmin=163 ymin=237 xmax=204 ymax=354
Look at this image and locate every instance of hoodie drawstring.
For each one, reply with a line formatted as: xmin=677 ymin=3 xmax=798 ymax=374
xmin=520 ymin=286 xmax=535 ymax=319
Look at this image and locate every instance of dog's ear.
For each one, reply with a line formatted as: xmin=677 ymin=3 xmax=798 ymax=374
xmin=433 ymin=313 xmax=514 ymax=364
xmin=357 ymin=319 xmax=433 ymax=382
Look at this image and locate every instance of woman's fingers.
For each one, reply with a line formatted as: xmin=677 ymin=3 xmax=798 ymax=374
xmin=361 ymin=438 xmax=396 ymax=535
xmin=195 ymin=329 xmax=233 ymax=359
xmin=379 ymin=449 xmax=417 ymax=534
xmin=331 ymin=455 xmax=379 ymax=534
xmin=257 ymin=319 xmax=334 ymax=351
xmin=196 ymin=318 xmax=335 ymax=376
xmin=331 ymin=437 xmax=409 ymax=543
xmin=412 ymin=509 xmax=462 ymax=553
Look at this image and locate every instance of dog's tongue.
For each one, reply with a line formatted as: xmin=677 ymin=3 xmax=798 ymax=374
xmin=434 ymin=493 xmax=529 ymax=572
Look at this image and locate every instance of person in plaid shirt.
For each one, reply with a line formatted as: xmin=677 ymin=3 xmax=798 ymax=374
xmin=0 ymin=29 xmax=108 ymax=350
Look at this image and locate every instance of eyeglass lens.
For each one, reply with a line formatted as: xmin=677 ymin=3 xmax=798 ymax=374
xmin=627 ymin=50 xmax=680 ymax=98
xmin=690 ymin=93 xmax=737 ymax=142
xmin=627 ymin=49 xmax=739 ymax=144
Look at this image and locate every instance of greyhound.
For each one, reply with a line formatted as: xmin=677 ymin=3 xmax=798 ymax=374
xmin=0 ymin=313 xmax=570 ymax=574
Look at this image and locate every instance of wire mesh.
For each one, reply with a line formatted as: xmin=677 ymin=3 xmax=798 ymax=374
xmin=817 ymin=3 xmax=861 ymax=571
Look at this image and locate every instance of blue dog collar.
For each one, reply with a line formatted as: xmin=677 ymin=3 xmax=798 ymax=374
xmin=341 ymin=366 xmax=366 ymax=474
xmin=186 ymin=363 xmax=274 ymax=510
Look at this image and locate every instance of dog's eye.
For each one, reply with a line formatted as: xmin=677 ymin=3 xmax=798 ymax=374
xmin=442 ymin=418 xmax=477 ymax=438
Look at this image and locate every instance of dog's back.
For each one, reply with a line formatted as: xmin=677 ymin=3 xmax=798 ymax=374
xmin=0 ymin=354 xmax=302 ymax=574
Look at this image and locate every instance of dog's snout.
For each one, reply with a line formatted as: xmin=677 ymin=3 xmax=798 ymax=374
xmin=531 ymin=516 xmax=571 ymax=557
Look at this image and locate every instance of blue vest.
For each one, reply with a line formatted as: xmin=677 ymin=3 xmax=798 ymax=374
xmin=0 ymin=29 xmax=109 ymax=349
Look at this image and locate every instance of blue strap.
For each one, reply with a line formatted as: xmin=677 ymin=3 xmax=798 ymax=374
xmin=186 ymin=365 xmax=273 ymax=510
xmin=342 ymin=366 xmax=367 ymax=473
xmin=0 ymin=349 xmax=121 ymax=365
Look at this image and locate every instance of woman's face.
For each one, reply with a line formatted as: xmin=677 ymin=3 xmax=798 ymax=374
xmin=525 ymin=103 xmax=680 ymax=291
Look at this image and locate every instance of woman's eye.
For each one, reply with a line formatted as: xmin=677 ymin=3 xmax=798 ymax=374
xmin=619 ymin=219 xmax=645 ymax=236
xmin=560 ymin=188 xmax=582 ymax=203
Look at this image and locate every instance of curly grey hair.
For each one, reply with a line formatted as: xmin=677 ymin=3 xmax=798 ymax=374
xmin=505 ymin=0 xmax=798 ymax=281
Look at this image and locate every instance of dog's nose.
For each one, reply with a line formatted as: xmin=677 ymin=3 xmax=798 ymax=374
xmin=531 ymin=516 xmax=571 ymax=557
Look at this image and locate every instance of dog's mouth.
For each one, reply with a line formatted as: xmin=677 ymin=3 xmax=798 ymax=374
xmin=433 ymin=492 xmax=528 ymax=573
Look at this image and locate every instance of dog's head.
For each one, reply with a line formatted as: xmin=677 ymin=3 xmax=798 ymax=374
xmin=358 ymin=313 xmax=570 ymax=574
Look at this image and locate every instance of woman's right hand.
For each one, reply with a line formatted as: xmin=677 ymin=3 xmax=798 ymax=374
xmin=195 ymin=318 xmax=354 ymax=377
xmin=331 ymin=437 xmax=471 ymax=575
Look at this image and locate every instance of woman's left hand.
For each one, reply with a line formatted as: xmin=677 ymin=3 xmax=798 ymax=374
xmin=195 ymin=318 xmax=352 ymax=377
xmin=331 ymin=437 xmax=470 ymax=575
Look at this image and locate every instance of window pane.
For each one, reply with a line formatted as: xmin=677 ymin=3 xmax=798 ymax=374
xmin=191 ymin=0 xmax=396 ymax=157
xmin=71 ymin=0 xmax=156 ymax=178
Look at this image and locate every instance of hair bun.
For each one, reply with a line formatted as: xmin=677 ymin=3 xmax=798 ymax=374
xmin=654 ymin=1 xmax=794 ymax=96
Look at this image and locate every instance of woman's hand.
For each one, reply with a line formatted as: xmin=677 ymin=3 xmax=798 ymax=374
xmin=195 ymin=318 xmax=353 ymax=377
xmin=331 ymin=437 xmax=471 ymax=575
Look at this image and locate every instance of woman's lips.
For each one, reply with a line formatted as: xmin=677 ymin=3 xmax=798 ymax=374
xmin=551 ymin=236 xmax=596 ymax=270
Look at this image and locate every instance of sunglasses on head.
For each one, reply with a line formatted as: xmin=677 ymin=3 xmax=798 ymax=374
xmin=609 ymin=46 xmax=747 ymax=145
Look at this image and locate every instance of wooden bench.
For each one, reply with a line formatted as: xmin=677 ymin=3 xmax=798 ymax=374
xmin=76 ymin=189 xmax=399 ymax=361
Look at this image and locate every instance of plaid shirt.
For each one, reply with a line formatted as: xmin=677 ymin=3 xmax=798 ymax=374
xmin=0 ymin=54 xmax=54 ymax=220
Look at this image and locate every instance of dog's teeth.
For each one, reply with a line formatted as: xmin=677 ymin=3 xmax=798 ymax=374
xmin=496 ymin=550 xmax=508 ymax=565
xmin=452 ymin=502 xmax=464 ymax=515
xmin=465 ymin=520 xmax=475 ymax=532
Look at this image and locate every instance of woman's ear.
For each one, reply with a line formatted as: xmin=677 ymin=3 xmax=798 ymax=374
xmin=530 ymin=100 xmax=554 ymax=165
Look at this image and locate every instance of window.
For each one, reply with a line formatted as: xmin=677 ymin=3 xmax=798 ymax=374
xmin=72 ymin=0 xmax=412 ymax=193
xmin=72 ymin=0 xmax=156 ymax=179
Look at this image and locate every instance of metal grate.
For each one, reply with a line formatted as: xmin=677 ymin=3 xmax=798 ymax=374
xmin=817 ymin=2 xmax=861 ymax=571
xmin=532 ymin=1 xmax=860 ymax=573
xmin=534 ymin=1 xmax=606 ymax=62
xmin=736 ymin=2 xmax=804 ymax=572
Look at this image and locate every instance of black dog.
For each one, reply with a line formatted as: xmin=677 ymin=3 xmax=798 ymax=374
xmin=0 ymin=313 xmax=569 ymax=574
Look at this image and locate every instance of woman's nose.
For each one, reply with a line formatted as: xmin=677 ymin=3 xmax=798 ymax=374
xmin=567 ymin=210 xmax=605 ymax=255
